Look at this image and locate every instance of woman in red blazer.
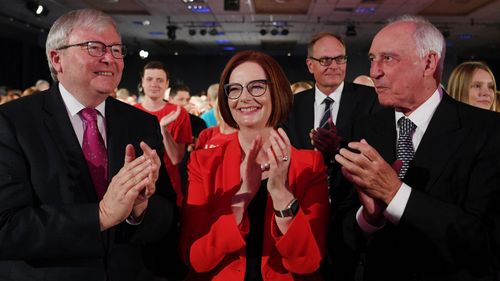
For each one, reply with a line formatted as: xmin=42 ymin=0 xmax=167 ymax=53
xmin=180 ymin=50 xmax=329 ymax=281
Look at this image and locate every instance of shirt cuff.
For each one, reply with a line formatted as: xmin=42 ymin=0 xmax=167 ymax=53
xmin=383 ymin=183 xmax=412 ymax=225
xmin=126 ymin=210 xmax=146 ymax=226
xmin=356 ymin=206 xmax=385 ymax=236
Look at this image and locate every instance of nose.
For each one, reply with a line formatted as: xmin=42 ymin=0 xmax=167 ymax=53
xmin=370 ymin=59 xmax=383 ymax=80
xmin=100 ymin=48 xmax=115 ymax=63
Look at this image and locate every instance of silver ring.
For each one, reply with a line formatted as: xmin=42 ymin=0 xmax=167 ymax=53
xmin=282 ymin=155 xmax=289 ymax=162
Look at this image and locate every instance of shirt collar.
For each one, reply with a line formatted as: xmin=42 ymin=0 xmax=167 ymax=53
xmin=314 ymin=81 xmax=344 ymax=104
xmin=395 ymin=87 xmax=443 ymax=132
xmin=59 ymin=83 xmax=106 ymax=117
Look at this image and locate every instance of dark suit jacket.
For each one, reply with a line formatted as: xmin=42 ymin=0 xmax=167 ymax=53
xmin=0 ymin=85 xmax=176 ymax=281
xmin=339 ymin=94 xmax=500 ymax=281
xmin=282 ymin=82 xmax=381 ymax=280
xmin=283 ymin=82 xmax=380 ymax=151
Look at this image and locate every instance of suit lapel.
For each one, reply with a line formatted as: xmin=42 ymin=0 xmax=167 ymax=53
xmin=336 ymin=82 xmax=357 ymax=141
xmin=105 ymin=97 xmax=127 ymax=179
xmin=405 ymin=95 xmax=467 ymax=191
xmin=42 ymin=86 xmax=97 ymax=202
xmin=362 ymin=109 xmax=397 ymax=165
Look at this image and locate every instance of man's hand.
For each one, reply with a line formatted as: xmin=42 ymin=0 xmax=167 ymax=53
xmin=98 ymin=142 xmax=158 ymax=231
xmin=159 ymin=106 xmax=181 ymax=127
xmin=335 ymin=139 xmax=402 ymax=204
xmin=310 ymin=118 xmax=341 ymax=161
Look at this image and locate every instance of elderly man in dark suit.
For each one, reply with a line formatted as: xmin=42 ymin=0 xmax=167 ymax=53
xmin=0 ymin=9 xmax=176 ymax=281
xmin=335 ymin=15 xmax=500 ymax=280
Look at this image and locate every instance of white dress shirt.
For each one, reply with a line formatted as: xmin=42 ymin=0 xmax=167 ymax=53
xmin=357 ymin=87 xmax=443 ymax=234
xmin=59 ymin=83 xmax=107 ymax=147
xmin=313 ymin=82 xmax=344 ymax=128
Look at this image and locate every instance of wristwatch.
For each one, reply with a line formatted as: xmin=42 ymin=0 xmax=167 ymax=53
xmin=274 ymin=198 xmax=299 ymax=218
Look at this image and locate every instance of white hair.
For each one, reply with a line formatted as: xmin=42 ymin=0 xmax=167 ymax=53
xmin=388 ymin=15 xmax=446 ymax=80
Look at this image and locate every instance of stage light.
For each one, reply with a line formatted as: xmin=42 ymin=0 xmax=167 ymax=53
xmin=139 ymin=50 xmax=149 ymax=59
xmin=345 ymin=24 xmax=356 ymax=37
xmin=199 ymin=29 xmax=207 ymax=36
xmin=188 ymin=28 xmax=196 ymax=36
xmin=281 ymin=28 xmax=289 ymax=36
xmin=259 ymin=29 xmax=267 ymax=36
xmin=209 ymin=28 xmax=218 ymax=36
xmin=270 ymin=28 xmax=278 ymax=36
xmin=167 ymin=25 xmax=177 ymax=40
xmin=26 ymin=1 xmax=49 ymax=17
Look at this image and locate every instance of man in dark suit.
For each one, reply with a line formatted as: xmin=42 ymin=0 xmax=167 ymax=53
xmin=335 ymin=15 xmax=500 ymax=280
xmin=0 ymin=9 xmax=176 ymax=281
xmin=282 ymin=32 xmax=381 ymax=279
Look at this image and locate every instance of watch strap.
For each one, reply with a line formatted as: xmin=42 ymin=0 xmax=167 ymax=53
xmin=274 ymin=198 xmax=299 ymax=218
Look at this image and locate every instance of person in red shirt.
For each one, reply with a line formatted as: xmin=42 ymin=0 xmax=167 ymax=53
xmin=135 ymin=61 xmax=192 ymax=206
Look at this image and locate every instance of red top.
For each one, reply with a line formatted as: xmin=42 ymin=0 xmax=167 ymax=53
xmin=135 ymin=102 xmax=192 ymax=206
xmin=181 ymin=133 xmax=329 ymax=280
xmin=195 ymin=126 xmax=237 ymax=150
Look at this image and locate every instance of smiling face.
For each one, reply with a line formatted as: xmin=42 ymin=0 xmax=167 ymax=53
xmin=51 ymin=25 xmax=123 ymax=106
xmin=306 ymin=35 xmax=346 ymax=94
xmin=227 ymin=61 xmax=272 ymax=130
xmin=142 ymin=68 xmax=169 ymax=101
xmin=468 ymin=68 xmax=496 ymax=110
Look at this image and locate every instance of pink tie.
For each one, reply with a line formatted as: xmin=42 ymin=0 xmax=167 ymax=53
xmin=80 ymin=108 xmax=108 ymax=200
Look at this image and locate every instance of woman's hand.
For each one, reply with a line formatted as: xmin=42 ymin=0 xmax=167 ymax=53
xmin=231 ymin=136 xmax=263 ymax=224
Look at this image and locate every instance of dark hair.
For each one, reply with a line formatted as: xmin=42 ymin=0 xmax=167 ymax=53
xmin=307 ymin=32 xmax=345 ymax=57
xmin=170 ymin=85 xmax=191 ymax=97
xmin=141 ymin=61 xmax=170 ymax=80
xmin=218 ymin=50 xmax=293 ymax=129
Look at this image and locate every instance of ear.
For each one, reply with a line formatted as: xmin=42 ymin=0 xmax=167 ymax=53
xmin=423 ymin=52 xmax=439 ymax=77
xmin=49 ymin=49 xmax=63 ymax=73
xmin=306 ymin=58 xmax=314 ymax=74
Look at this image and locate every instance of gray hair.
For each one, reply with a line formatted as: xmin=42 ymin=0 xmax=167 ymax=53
xmin=387 ymin=15 xmax=446 ymax=81
xmin=45 ymin=9 xmax=119 ymax=81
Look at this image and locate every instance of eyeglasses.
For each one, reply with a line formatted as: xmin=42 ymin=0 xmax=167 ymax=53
xmin=308 ymin=55 xmax=347 ymax=66
xmin=224 ymin=79 xmax=270 ymax=100
xmin=56 ymin=41 xmax=127 ymax=59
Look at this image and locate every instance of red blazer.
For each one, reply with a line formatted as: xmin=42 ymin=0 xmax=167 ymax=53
xmin=180 ymin=133 xmax=329 ymax=281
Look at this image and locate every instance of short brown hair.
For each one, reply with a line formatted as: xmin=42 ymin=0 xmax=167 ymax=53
xmin=307 ymin=32 xmax=346 ymax=58
xmin=447 ymin=61 xmax=497 ymax=111
xmin=141 ymin=61 xmax=170 ymax=80
xmin=218 ymin=50 xmax=293 ymax=129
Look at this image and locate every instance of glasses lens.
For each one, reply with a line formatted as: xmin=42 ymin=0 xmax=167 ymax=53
xmin=247 ymin=80 xmax=267 ymax=97
xmin=224 ymin=84 xmax=243 ymax=99
xmin=319 ymin=57 xmax=333 ymax=66
xmin=111 ymin=45 xmax=127 ymax=58
xmin=87 ymin=42 xmax=105 ymax=57
xmin=335 ymin=56 xmax=347 ymax=64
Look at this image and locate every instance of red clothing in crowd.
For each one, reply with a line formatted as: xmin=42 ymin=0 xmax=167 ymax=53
xmin=135 ymin=102 xmax=192 ymax=206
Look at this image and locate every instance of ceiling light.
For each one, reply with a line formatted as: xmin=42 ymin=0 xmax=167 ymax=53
xmin=259 ymin=29 xmax=267 ymax=36
xmin=345 ymin=24 xmax=356 ymax=37
xmin=26 ymin=1 xmax=49 ymax=17
xmin=139 ymin=50 xmax=149 ymax=59
xmin=166 ymin=25 xmax=177 ymax=40
xmin=270 ymin=28 xmax=279 ymax=36
xmin=281 ymin=28 xmax=289 ymax=36
xmin=188 ymin=28 xmax=196 ymax=36
xmin=199 ymin=29 xmax=207 ymax=36
xmin=209 ymin=28 xmax=218 ymax=36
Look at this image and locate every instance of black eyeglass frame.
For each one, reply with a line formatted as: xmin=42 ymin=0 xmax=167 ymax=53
xmin=308 ymin=55 xmax=348 ymax=66
xmin=223 ymin=79 xmax=271 ymax=100
xmin=56 ymin=41 xmax=127 ymax=59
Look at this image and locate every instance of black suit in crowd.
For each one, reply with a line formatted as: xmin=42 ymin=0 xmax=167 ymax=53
xmin=336 ymin=94 xmax=500 ymax=280
xmin=0 ymin=85 xmax=176 ymax=281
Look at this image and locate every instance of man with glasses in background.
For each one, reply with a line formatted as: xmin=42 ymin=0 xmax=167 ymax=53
xmin=282 ymin=32 xmax=381 ymax=280
xmin=0 ymin=9 xmax=176 ymax=281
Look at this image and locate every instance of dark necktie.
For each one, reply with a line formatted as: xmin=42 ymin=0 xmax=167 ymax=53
xmin=396 ymin=116 xmax=417 ymax=179
xmin=319 ymin=97 xmax=334 ymax=128
xmin=80 ymin=108 xmax=108 ymax=200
